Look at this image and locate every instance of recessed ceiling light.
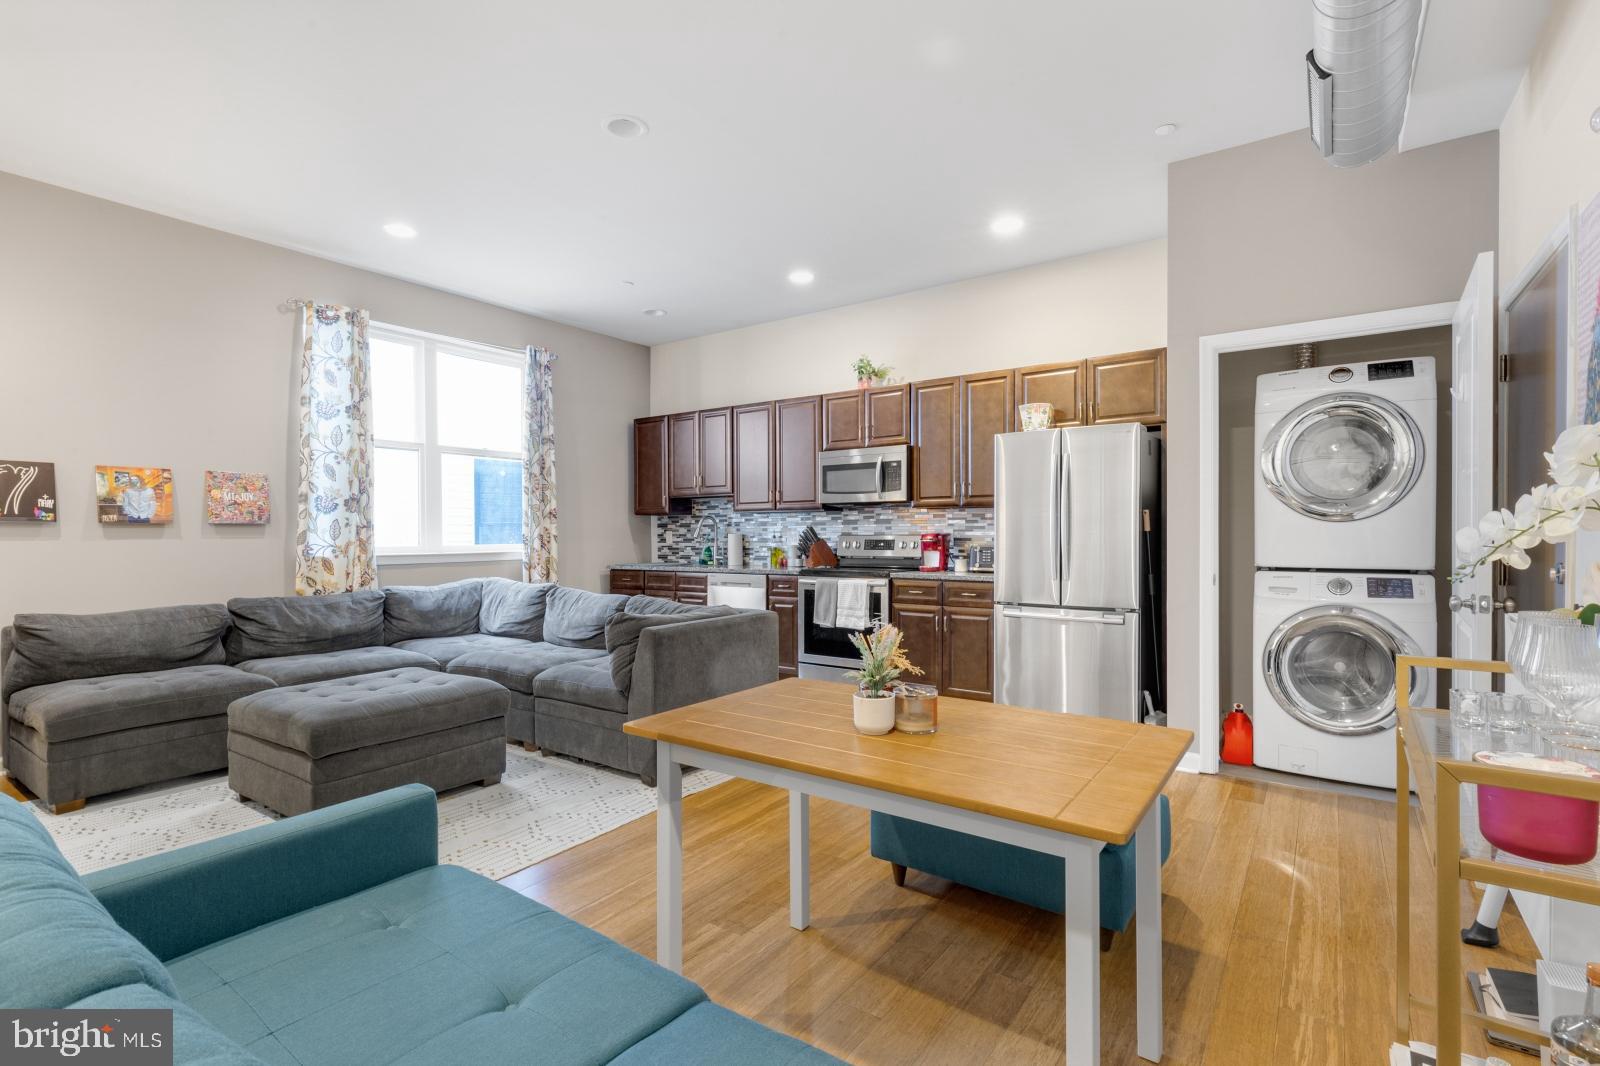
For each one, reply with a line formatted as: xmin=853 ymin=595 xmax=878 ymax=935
xmin=642 ymin=308 xmax=668 ymax=317
xmin=383 ymin=221 xmax=417 ymax=239
xmin=1154 ymin=123 xmax=1179 ymax=137
xmin=787 ymin=268 xmax=815 ymax=286
xmin=988 ymin=213 xmax=1025 ymax=238
xmin=605 ymin=115 xmax=649 ymax=139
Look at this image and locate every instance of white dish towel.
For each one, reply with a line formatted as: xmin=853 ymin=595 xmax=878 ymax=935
xmin=836 ymin=579 xmax=872 ymax=631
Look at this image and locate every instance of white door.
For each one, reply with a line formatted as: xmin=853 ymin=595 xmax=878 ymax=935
xmin=1449 ymin=251 xmax=1496 ymax=677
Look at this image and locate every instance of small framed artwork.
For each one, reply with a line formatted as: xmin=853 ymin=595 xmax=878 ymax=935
xmin=205 ymin=471 xmax=270 ymax=524
xmin=95 ymin=465 xmax=174 ymax=524
xmin=0 ymin=460 xmax=57 ymax=521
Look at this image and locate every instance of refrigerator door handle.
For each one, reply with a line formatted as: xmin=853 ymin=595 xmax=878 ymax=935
xmin=1050 ymin=431 xmax=1064 ymax=602
xmin=1000 ymin=607 xmax=1127 ymax=624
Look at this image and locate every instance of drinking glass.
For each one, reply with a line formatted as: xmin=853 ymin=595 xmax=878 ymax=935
xmin=1485 ymin=691 xmax=1530 ymax=731
xmin=1450 ymin=688 xmax=1487 ymax=729
xmin=1505 ymin=611 xmax=1600 ymax=725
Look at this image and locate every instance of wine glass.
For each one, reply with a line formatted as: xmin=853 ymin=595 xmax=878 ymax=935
xmin=1505 ymin=611 xmax=1600 ymax=725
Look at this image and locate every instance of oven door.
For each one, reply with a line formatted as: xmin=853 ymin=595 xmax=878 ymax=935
xmin=818 ymin=446 xmax=910 ymax=504
xmin=797 ymin=579 xmax=889 ymax=672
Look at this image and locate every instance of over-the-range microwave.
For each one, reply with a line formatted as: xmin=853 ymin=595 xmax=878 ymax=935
xmin=817 ymin=444 xmax=911 ymax=505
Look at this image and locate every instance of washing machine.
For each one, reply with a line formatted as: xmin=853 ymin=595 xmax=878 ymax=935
xmin=1252 ymin=570 xmax=1435 ymax=789
xmin=1255 ymin=356 xmax=1436 ymax=571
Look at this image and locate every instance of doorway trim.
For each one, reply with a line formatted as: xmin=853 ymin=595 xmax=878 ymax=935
xmin=1190 ymin=301 xmax=1458 ymax=775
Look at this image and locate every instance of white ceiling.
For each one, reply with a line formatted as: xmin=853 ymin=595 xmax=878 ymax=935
xmin=1401 ymin=0 xmax=1551 ymax=152
xmin=0 ymin=2 xmax=1533 ymax=346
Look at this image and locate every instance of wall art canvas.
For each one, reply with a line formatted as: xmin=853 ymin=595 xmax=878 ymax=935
xmin=0 ymin=460 xmax=57 ymax=521
xmin=205 ymin=470 xmax=270 ymax=524
xmin=95 ymin=465 xmax=174 ymax=524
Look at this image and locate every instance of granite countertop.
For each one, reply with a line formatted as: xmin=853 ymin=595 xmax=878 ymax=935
xmin=608 ymin=562 xmax=994 ymax=582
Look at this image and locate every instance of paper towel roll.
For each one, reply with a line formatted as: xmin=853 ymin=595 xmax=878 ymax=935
xmin=727 ymin=531 xmax=744 ymax=569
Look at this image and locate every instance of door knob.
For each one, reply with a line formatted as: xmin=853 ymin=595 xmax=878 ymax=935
xmin=1449 ymin=594 xmax=1519 ymax=614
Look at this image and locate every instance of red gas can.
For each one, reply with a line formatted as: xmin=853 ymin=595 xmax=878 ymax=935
xmin=1221 ymin=704 xmax=1254 ymax=766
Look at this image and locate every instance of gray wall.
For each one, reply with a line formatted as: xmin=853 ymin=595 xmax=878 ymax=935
xmin=0 ymin=171 xmax=652 ymax=624
xmin=1167 ymin=129 xmax=1499 ymax=754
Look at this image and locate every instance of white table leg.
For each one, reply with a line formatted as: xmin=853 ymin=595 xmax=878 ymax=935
xmin=656 ymin=743 xmax=683 ymax=973
xmin=789 ymin=791 xmax=810 ymax=930
xmin=1135 ymin=801 xmax=1163 ymax=1061
xmin=1063 ymin=839 xmax=1101 ymax=1066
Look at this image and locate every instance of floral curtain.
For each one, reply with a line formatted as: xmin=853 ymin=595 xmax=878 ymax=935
xmin=522 ymin=347 xmax=558 ymax=583
xmin=294 ymin=303 xmax=376 ymax=595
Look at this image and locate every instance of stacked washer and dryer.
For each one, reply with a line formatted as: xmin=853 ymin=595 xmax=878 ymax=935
xmin=1251 ymin=357 xmax=1438 ymax=790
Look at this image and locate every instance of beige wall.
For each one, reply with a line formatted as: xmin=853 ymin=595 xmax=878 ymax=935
xmin=1499 ymin=0 xmax=1600 ymax=276
xmin=1166 ymin=129 xmax=1499 ymax=753
xmin=649 ymin=239 xmax=1167 ymax=413
xmin=0 ymin=172 xmax=651 ymax=625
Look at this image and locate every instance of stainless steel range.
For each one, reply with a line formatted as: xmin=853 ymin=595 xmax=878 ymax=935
xmin=796 ymin=534 xmax=920 ymax=681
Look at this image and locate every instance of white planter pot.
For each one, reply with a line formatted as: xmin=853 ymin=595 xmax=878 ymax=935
xmin=853 ymin=692 xmax=896 ymax=735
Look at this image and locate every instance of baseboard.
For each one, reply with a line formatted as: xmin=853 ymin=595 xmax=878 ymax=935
xmin=1177 ymin=751 xmax=1212 ymax=775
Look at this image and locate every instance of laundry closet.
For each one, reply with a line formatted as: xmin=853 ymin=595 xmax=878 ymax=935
xmin=1217 ymin=326 xmax=1453 ymax=789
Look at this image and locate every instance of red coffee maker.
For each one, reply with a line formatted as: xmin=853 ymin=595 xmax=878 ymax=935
xmin=919 ymin=533 xmax=949 ymax=572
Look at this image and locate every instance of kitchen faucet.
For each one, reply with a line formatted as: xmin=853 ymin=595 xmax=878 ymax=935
xmin=690 ymin=512 xmax=721 ymax=567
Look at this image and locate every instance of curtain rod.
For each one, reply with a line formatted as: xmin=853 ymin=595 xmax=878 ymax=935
xmin=279 ymin=299 xmax=556 ymax=360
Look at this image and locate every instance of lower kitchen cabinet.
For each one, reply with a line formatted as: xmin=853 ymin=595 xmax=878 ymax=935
xmin=609 ymin=569 xmax=645 ymax=594
xmin=890 ymin=600 xmax=943 ymax=693
xmin=767 ymin=575 xmax=799 ymax=678
xmin=942 ymin=607 xmax=994 ymax=701
xmin=890 ymin=579 xmax=993 ymax=702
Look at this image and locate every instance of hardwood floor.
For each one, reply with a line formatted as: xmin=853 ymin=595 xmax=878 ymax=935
xmin=500 ymin=768 xmax=1542 ymax=1065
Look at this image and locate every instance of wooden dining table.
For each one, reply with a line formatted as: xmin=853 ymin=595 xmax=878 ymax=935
xmin=624 ymin=678 xmax=1192 ymax=1065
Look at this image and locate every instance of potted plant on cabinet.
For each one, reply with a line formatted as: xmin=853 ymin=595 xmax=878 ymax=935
xmin=846 ymin=623 xmax=922 ymax=734
xmin=852 ymin=356 xmax=890 ymax=388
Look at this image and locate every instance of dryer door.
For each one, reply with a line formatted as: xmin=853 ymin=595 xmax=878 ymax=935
xmin=1260 ymin=393 xmax=1424 ymax=521
xmin=1263 ymin=605 xmax=1424 ymax=735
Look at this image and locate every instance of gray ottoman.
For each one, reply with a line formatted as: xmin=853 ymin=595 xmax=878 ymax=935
xmin=227 ymin=668 xmax=508 ymax=816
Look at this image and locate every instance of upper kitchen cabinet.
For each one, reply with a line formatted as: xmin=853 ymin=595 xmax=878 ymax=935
xmin=1013 ymin=360 xmax=1086 ymax=427
xmin=960 ymin=370 xmax=1012 ymax=507
xmin=731 ymin=402 xmax=775 ymax=510
xmin=632 ymin=416 xmax=686 ymax=516
xmin=1087 ymin=347 xmax=1165 ymax=425
xmin=821 ymin=385 xmax=911 ymax=450
xmin=911 ymin=377 xmax=961 ymax=507
xmin=666 ymin=407 xmax=733 ymax=497
xmin=774 ymin=395 xmax=821 ymax=509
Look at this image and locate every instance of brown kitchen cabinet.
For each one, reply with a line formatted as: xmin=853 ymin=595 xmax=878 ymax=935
xmin=667 ymin=408 xmax=732 ymax=497
xmin=731 ymin=402 xmax=775 ymax=510
xmin=960 ymin=371 xmax=1012 ymax=507
xmin=667 ymin=413 xmax=698 ymax=497
xmin=674 ymin=572 xmax=708 ymax=606
xmin=910 ymin=377 xmax=961 ymax=507
xmin=1087 ymin=348 xmax=1165 ymax=425
xmin=767 ymin=575 xmax=799 ymax=679
xmin=632 ymin=416 xmax=683 ymax=516
xmin=942 ymin=605 xmax=994 ymax=701
xmin=774 ymin=395 xmax=821 ymax=509
xmin=822 ymin=385 xmax=911 ymax=450
xmin=890 ymin=600 xmax=943 ymax=693
xmin=608 ymin=568 xmax=645 ymax=594
xmin=891 ymin=579 xmax=994 ymax=701
xmin=1013 ymin=361 xmax=1086 ymax=427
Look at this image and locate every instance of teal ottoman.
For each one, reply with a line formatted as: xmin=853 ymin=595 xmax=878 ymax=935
xmin=870 ymin=793 xmax=1172 ymax=949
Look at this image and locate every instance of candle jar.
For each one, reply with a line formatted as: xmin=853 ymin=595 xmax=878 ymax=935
xmin=894 ymin=684 xmax=939 ymax=735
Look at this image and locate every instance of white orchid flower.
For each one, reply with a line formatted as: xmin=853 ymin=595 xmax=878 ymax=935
xmin=1455 ymin=426 xmax=1600 ymax=580
xmin=1546 ymin=423 xmax=1600 ymax=486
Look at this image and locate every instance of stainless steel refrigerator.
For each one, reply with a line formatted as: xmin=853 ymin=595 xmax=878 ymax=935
xmin=993 ymin=423 xmax=1160 ymax=720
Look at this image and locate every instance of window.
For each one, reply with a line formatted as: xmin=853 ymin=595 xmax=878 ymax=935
xmin=370 ymin=323 xmax=525 ymax=558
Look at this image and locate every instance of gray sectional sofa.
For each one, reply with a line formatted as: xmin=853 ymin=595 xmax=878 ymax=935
xmin=1 ymin=578 xmax=778 ymax=812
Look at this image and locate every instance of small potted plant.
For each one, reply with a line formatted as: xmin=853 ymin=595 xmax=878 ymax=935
xmin=845 ymin=623 xmax=922 ymax=734
xmin=852 ymin=356 xmax=890 ymax=388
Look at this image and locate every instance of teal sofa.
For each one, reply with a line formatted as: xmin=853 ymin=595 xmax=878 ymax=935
xmin=1 ymin=784 xmax=839 ymax=1065
xmin=870 ymin=794 xmax=1172 ymax=948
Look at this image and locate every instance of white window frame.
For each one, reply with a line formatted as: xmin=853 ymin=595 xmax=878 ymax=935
xmin=371 ymin=321 xmax=525 ymax=564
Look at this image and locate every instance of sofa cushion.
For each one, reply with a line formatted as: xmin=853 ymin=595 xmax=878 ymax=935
xmin=477 ymin=578 xmax=552 ymax=641
xmin=543 ymin=587 xmax=628 ymax=650
xmin=623 ymin=594 xmax=707 ymax=617
xmin=610 ymin=1002 xmax=843 ymax=1066
xmin=167 ymin=864 xmax=706 ymax=1066
xmin=3 ymin=603 xmax=231 ymax=695
xmin=605 ymin=607 xmax=737 ymax=695
xmin=394 ymin=633 xmax=535 ymax=668
xmin=234 ymin=646 xmax=439 ymax=686
xmin=0 ymin=799 xmax=178 ymax=1007
xmin=228 ymin=669 xmax=507 ymax=759
xmin=531 ymin=660 xmax=629 ymax=715
xmin=224 ymin=591 xmax=386 ymax=662
xmin=383 ymin=579 xmax=483 ymax=644
xmin=447 ymin=644 xmax=606 ymax=695
xmin=72 ymin=982 xmax=266 ymax=1065
xmin=8 ymin=665 xmax=276 ymax=744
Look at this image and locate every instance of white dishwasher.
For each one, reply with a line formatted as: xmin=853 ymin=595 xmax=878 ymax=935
xmin=706 ymin=573 xmax=768 ymax=610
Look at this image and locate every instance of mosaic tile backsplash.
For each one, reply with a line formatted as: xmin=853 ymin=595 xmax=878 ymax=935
xmin=653 ymin=497 xmax=995 ymax=565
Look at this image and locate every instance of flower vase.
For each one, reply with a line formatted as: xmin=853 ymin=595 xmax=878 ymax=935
xmin=853 ymin=691 xmax=896 ymax=735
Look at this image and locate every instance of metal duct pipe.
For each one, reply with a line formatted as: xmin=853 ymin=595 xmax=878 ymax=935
xmin=1307 ymin=0 xmax=1423 ymax=167
xmin=1294 ymin=343 xmax=1318 ymax=369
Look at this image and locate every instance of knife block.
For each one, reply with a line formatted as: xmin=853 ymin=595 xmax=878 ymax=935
xmin=807 ymin=541 xmax=839 ymax=568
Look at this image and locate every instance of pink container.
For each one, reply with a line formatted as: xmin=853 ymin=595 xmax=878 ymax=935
xmin=1474 ymin=752 xmax=1600 ymax=866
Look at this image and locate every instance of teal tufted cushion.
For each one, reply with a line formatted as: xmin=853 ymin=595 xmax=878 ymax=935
xmin=0 ymin=799 xmax=177 ymax=1006
xmin=71 ymin=983 xmax=265 ymax=1065
xmin=610 ymin=1002 xmax=846 ymax=1065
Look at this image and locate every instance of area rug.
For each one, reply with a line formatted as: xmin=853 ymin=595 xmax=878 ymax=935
xmin=23 ymin=749 xmax=728 ymax=881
